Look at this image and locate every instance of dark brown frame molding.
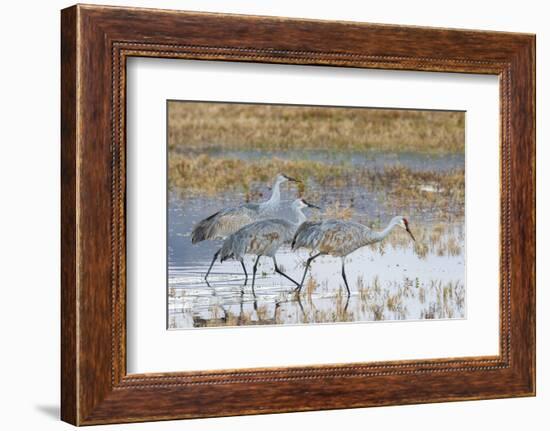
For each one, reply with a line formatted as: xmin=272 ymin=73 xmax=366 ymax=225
xmin=61 ymin=4 xmax=535 ymax=425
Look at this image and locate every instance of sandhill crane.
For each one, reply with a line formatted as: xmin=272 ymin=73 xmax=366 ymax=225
xmin=191 ymin=173 xmax=300 ymax=281
xmin=219 ymin=198 xmax=320 ymax=295
xmin=291 ymin=216 xmax=416 ymax=295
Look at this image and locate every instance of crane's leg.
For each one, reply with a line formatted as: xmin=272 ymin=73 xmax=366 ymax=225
xmin=251 ymin=255 xmax=261 ymax=296
xmin=341 ymin=258 xmax=351 ymax=296
xmin=295 ymin=253 xmax=321 ymax=293
xmin=272 ymin=256 xmax=300 ymax=287
xmin=295 ymin=294 xmax=306 ymax=318
xmin=237 ymin=290 xmax=245 ymax=325
xmin=239 ymin=259 xmax=248 ymax=286
xmin=204 ymin=249 xmax=220 ymax=283
xmin=343 ymin=293 xmax=350 ymax=312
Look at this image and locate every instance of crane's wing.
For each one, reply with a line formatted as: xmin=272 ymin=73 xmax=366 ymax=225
xmin=191 ymin=205 xmax=258 ymax=243
xmin=292 ymin=219 xmax=369 ymax=254
xmin=313 ymin=220 xmax=367 ymax=254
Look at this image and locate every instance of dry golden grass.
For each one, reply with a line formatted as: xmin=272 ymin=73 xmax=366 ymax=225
xmin=168 ymin=102 xmax=464 ymax=154
xmin=168 ymin=154 xmax=348 ymax=196
xmin=322 ymin=201 xmax=355 ymax=220
xmin=305 ymin=276 xmax=317 ymax=300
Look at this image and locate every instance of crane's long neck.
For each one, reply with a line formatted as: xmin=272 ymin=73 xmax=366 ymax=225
xmin=369 ymin=219 xmax=399 ymax=244
xmin=261 ymin=179 xmax=281 ymax=211
xmin=291 ymin=206 xmax=307 ymax=227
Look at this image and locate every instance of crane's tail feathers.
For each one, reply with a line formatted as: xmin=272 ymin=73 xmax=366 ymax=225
xmin=191 ymin=211 xmax=220 ymax=244
xmin=291 ymin=235 xmax=299 ymax=250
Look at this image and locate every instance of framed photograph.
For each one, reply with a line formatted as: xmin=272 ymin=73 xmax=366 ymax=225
xmin=61 ymin=4 xmax=535 ymax=425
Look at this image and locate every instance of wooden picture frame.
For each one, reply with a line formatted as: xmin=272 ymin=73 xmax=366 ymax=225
xmin=61 ymin=4 xmax=535 ymax=425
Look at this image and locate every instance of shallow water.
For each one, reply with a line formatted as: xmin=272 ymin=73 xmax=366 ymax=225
xmin=168 ymin=151 xmax=465 ymax=329
xmin=168 ymin=245 xmax=465 ymax=329
xmin=177 ymin=148 xmax=465 ymax=173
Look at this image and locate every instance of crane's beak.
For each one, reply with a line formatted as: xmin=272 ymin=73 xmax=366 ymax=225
xmin=405 ymin=226 xmax=416 ymax=242
xmin=284 ymin=175 xmax=301 ymax=183
xmin=303 ymin=199 xmax=321 ymax=210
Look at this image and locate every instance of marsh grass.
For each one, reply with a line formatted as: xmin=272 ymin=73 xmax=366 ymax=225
xmin=168 ymin=154 xmax=349 ymax=195
xmin=305 ymin=276 xmax=317 ymax=301
xmin=334 ymin=277 xmax=463 ymax=323
xmin=169 ymin=154 xmax=464 ymax=217
xmin=322 ymin=201 xmax=355 ymax=220
xmin=168 ymin=102 xmax=465 ymax=154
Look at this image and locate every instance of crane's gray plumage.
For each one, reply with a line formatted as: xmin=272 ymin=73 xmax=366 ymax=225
xmin=191 ymin=173 xmax=300 ymax=283
xmin=191 ymin=173 xmax=299 ymax=244
xmin=191 ymin=203 xmax=260 ymax=244
xmin=292 ymin=216 xmax=416 ymax=294
xmin=219 ymin=198 xmax=319 ymax=294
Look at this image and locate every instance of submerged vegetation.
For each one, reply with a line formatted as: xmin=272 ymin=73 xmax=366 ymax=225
xmin=168 ymin=102 xmax=465 ymax=154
